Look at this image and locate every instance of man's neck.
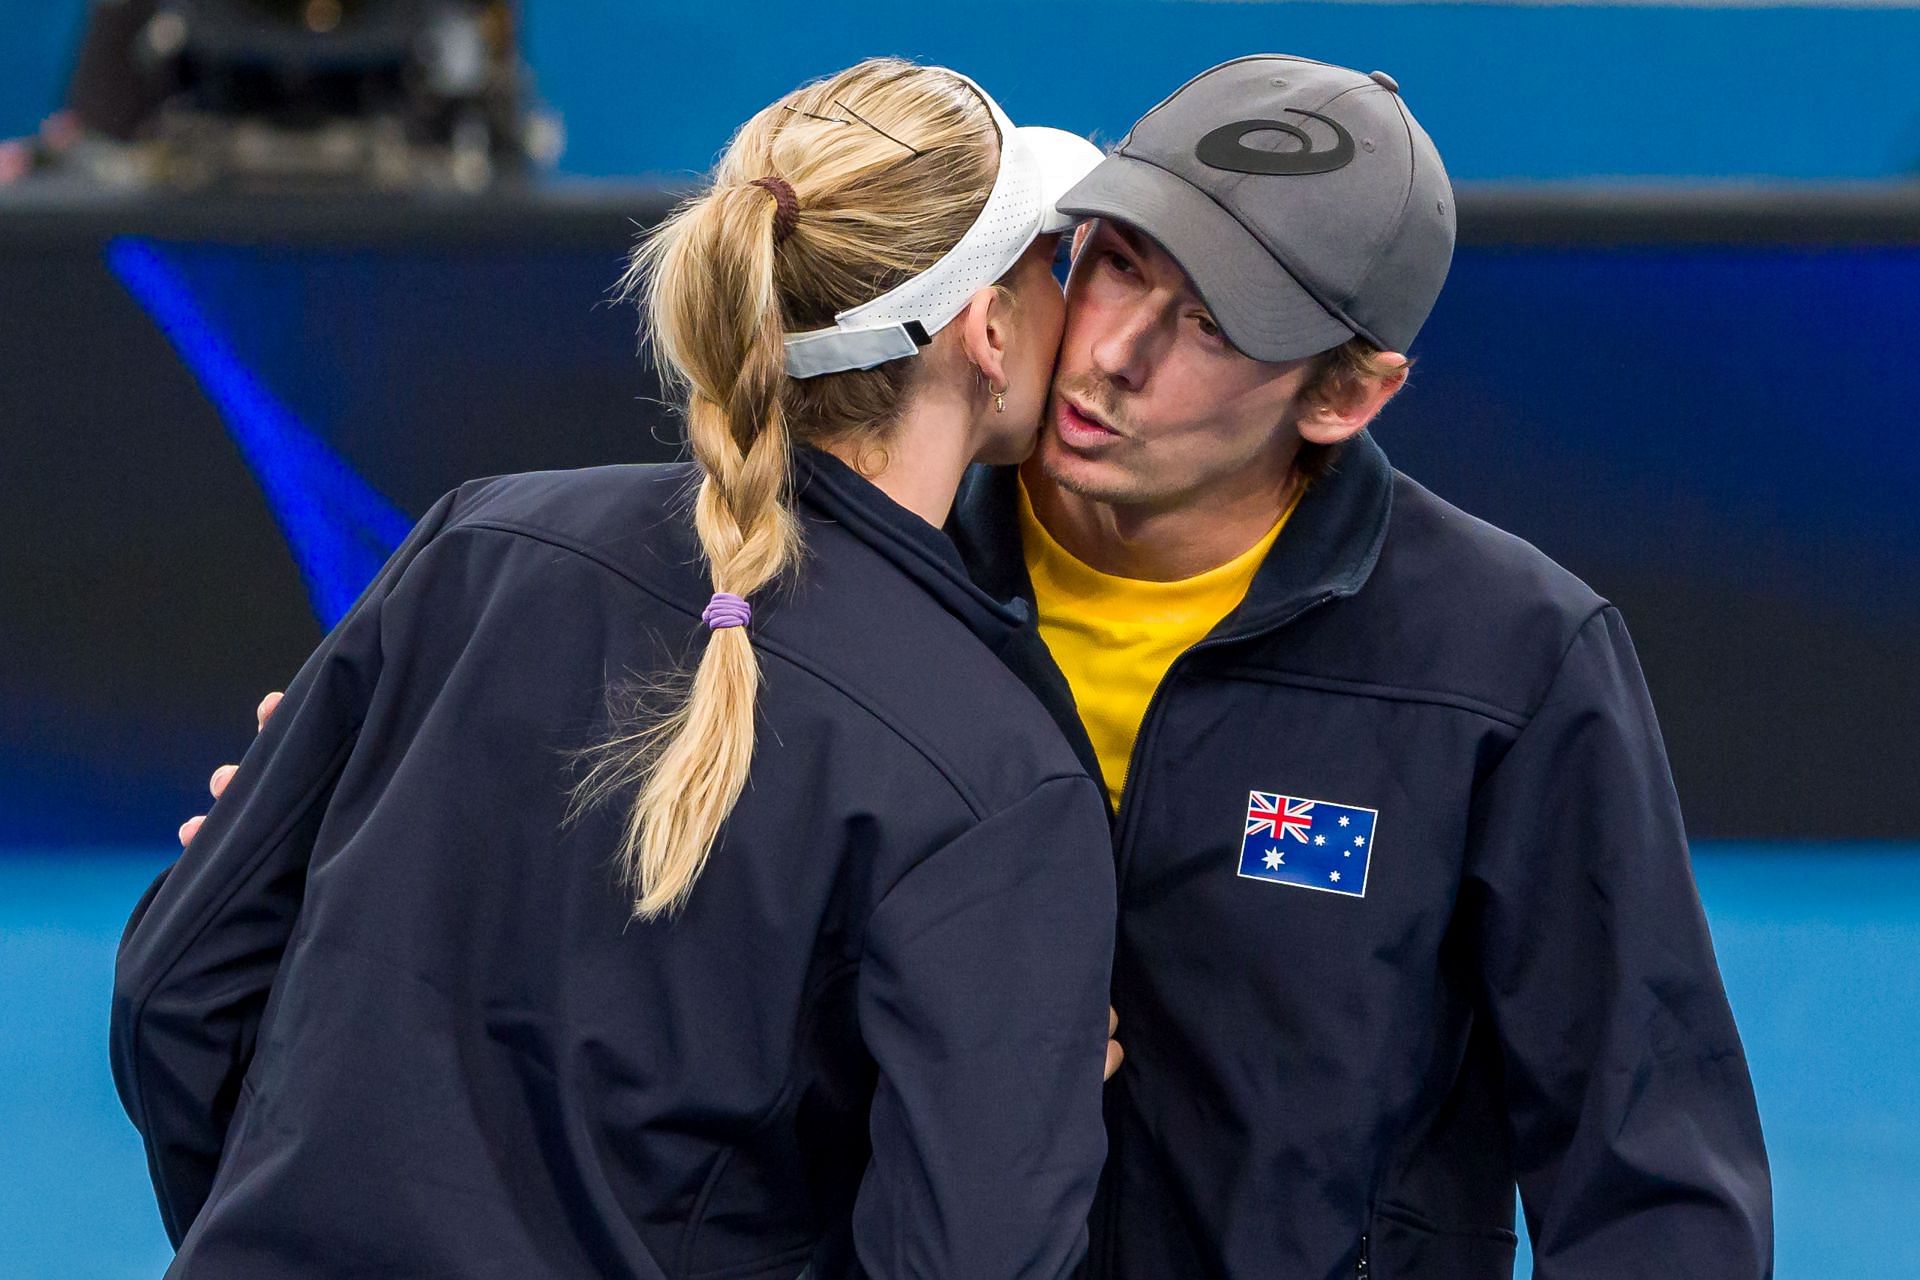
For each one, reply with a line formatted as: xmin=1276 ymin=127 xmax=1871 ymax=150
xmin=1020 ymin=458 xmax=1302 ymax=582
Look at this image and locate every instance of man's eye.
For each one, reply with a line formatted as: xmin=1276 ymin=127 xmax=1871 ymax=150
xmin=1104 ymin=251 xmax=1135 ymax=275
xmin=1195 ymin=315 xmax=1221 ymax=339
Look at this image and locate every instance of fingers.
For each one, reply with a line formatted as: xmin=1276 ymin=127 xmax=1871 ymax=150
xmin=1104 ymin=1005 xmax=1124 ymax=1081
xmin=179 ymin=692 xmax=282 ymax=848
xmin=1109 ymin=1006 xmax=1119 ymax=1037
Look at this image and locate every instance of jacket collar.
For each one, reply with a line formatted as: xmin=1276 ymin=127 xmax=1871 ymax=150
xmin=1223 ymin=428 xmax=1395 ymax=636
xmin=790 ymin=446 xmax=1103 ymax=795
xmin=948 ymin=429 xmax=1396 ymax=641
xmin=794 ymin=446 xmax=1031 ymax=652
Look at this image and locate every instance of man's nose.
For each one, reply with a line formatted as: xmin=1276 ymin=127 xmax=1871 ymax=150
xmin=1089 ymin=304 xmax=1159 ymax=392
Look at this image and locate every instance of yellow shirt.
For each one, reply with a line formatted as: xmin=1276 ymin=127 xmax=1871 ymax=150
xmin=1019 ymin=482 xmax=1301 ymax=810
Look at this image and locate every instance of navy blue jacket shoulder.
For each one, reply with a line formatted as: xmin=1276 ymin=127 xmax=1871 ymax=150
xmin=952 ymin=433 xmax=1772 ymax=1280
xmin=112 ymin=452 xmax=1117 ymax=1280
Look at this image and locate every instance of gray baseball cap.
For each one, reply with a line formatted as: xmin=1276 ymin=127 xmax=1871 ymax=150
xmin=1058 ymin=54 xmax=1456 ymax=362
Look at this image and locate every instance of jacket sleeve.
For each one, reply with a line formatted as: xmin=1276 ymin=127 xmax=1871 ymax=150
xmin=108 ymin=485 xmax=468 ymax=1246
xmin=1464 ymin=605 xmax=1772 ymax=1278
xmin=853 ymin=773 xmax=1117 ymax=1279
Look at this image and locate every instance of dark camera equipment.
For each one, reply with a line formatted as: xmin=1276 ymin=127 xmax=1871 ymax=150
xmin=57 ymin=0 xmax=557 ymax=191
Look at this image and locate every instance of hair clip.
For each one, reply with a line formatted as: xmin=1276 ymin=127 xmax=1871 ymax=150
xmin=830 ymin=98 xmax=924 ymax=158
xmin=781 ymin=105 xmax=847 ymax=126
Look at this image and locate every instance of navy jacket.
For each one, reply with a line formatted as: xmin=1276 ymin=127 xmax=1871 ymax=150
xmin=951 ymin=432 xmax=1772 ymax=1280
xmin=111 ymin=450 xmax=1117 ymax=1279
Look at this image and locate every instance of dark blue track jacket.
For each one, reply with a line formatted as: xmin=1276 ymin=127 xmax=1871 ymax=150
xmin=111 ymin=450 xmax=1118 ymax=1279
xmin=950 ymin=432 xmax=1773 ymax=1280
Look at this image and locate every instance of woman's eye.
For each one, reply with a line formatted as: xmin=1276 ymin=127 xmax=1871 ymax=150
xmin=1195 ymin=316 xmax=1221 ymax=340
xmin=1103 ymin=250 xmax=1135 ymax=275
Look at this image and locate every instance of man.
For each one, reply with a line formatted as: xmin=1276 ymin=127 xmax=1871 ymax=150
xmin=184 ymin=55 xmax=1771 ymax=1279
xmin=955 ymin=55 xmax=1770 ymax=1279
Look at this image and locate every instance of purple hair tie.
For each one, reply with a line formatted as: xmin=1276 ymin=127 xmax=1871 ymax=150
xmin=702 ymin=592 xmax=752 ymax=631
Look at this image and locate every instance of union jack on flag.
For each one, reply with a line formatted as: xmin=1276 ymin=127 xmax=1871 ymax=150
xmin=1238 ymin=790 xmax=1379 ymax=898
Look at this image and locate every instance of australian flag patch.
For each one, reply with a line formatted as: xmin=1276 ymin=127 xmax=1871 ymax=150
xmin=1237 ymin=791 xmax=1378 ymax=898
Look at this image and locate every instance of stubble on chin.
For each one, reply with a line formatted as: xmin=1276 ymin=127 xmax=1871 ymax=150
xmin=1033 ymin=430 xmax=1151 ymax=505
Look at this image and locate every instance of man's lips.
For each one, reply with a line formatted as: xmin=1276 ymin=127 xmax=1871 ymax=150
xmin=1055 ymin=398 xmax=1122 ymax=447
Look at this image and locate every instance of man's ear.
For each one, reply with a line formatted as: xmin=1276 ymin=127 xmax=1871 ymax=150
xmin=1297 ymin=352 xmax=1409 ymax=447
xmin=957 ymin=284 xmax=1011 ymax=395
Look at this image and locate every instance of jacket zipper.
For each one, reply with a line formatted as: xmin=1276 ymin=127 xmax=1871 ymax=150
xmin=1110 ymin=641 xmax=1227 ymax=866
xmin=1354 ymin=1231 xmax=1370 ymax=1278
xmin=1098 ymin=593 xmax=1336 ymax=1277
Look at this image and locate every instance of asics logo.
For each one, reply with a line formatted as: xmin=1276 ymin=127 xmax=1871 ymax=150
xmin=1195 ymin=110 xmax=1356 ymax=176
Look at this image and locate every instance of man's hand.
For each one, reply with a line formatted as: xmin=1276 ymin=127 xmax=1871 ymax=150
xmin=178 ymin=692 xmax=281 ymax=846
xmin=1105 ymin=1006 xmax=1124 ymax=1081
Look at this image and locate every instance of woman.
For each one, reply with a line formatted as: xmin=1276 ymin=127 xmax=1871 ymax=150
xmin=112 ymin=59 xmax=1116 ymax=1279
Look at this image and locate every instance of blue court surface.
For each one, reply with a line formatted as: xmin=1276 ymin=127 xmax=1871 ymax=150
xmin=4 ymin=844 xmax=1914 ymax=1277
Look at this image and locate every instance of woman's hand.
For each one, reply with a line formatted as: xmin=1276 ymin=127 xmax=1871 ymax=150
xmin=1105 ymin=1006 xmax=1124 ymax=1081
xmin=178 ymin=691 xmax=281 ymax=846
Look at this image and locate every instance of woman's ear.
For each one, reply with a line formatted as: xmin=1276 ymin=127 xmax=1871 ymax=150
xmin=957 ymin=284 xmax=1011 ymax=395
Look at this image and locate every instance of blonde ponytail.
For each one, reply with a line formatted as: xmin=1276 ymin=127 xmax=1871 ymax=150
xmin=576 ymin=58 xmax=1003 ymax=917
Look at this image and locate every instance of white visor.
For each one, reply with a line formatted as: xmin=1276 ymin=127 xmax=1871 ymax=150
xmin=781 ymin=70 xmax=1104 ymax=380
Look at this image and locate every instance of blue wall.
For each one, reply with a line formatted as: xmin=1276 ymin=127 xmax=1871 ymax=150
xmin=6 ymin=231 xmax=1915 ymax=841
xmin=7 ymin=1 xmax=1920 ymax=182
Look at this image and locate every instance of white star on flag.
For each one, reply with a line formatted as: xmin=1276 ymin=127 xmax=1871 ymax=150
xmin=1355 ymin=836 xmax=1366 ymax=847
xmin=1264 ymin=847 xmax=1284 ymax=870
xmin=1329 ymin=870 xmax=1342 ymax=883
xmin=1338 ymin=816 xmax=1350 ymax=827
xmin=1314 ymin=834 xmax=1326 ymax=845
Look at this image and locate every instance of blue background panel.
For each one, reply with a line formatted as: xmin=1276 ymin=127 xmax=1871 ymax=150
xmin=7 ymin=2 xmax=1920 ymax=182
xmin=7 ymin=235 xmax=1911 ymax=842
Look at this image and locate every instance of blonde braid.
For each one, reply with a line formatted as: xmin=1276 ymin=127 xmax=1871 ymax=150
xmin=573 ymin=58 xmax=1002 ymax=917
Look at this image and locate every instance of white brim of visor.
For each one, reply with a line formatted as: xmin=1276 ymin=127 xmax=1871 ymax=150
xmin=781 ymin=73 xmax=1104 ymax=380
